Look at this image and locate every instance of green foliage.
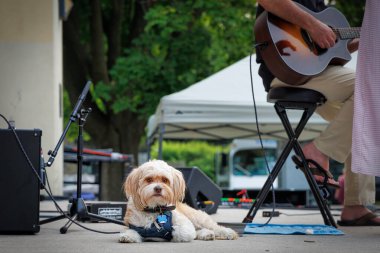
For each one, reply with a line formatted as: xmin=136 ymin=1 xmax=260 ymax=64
xmin=93 ymin=0 xmax=256 ymax=119
xmin=333 ymin=0 xmax=365 ymax=27
xmin=65 ymin=0 xmax=366 ymax=153
xmin=63 ymin=89 xmax=91 ymax=143
xmin=150 ymin=141 xmax=228 ymax=181
xmin=73 ymin=0 xmax=366 ymax=120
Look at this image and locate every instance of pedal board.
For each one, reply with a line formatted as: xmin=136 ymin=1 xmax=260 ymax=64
xmin=79 ymin=201 xmax=127 ymax=222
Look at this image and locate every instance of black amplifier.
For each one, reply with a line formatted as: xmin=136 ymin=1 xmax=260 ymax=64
xmin=0 ymin=129 xmax=42 ymax=233
xmin=79 ymin=202 xmax=127 ymax=222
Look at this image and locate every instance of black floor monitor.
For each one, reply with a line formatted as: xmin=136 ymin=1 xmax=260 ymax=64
xmin=177 ymin=167 xmax=222 ymax=214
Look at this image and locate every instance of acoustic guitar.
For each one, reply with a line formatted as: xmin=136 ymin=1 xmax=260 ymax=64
xmin=254 ymin=3 xmax=360 ymax=85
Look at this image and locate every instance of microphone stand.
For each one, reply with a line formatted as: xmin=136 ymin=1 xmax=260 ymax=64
xmin=39 ymin=81 xmax=124 ymax=233
xmin=45 ymin=81 xmax=91 ymax=168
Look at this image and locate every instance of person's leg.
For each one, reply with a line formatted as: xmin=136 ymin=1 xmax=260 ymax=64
xmin=340 ymin=153 xmax=380 ymax=224
xmin=271 ymin=66 xmax=379 ymax=224
xmin=301 ymin=141 xmax=329 ymax=172
xmin=302 ymin=66 xmax=355 ymax=163
xmin=271 ymin=66 xmax=354 ymax=169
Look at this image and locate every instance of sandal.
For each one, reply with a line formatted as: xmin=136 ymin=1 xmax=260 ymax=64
xmin=291 ymin=155 xmax=340 ymax=188
xmin=337 ymin=213 xmax=380 ymax=226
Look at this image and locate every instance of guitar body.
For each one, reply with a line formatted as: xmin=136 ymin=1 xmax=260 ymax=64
xmin=255 ymin=4 xmax=352 ymax=85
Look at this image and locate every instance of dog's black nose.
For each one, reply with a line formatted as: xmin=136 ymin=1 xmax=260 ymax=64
xmin=154 ymin=185 xmax=162 ymax=194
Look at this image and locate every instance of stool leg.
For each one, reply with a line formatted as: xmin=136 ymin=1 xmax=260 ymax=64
xmin=243 ymin=139 xmax=294 ymax=223
xmin=243 ymin=104 xmax=301 ymax=223
xmin=289 ymin=104 xmax=336 ymax=226
xmin=280 ymin=103 xmax=336 ymax=227
xmin=244 ymin=102 xmax=337 ymax=227
xmin=293 ymin=143 xmax=337 ymax=227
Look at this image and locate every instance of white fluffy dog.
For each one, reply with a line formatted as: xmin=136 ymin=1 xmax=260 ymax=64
xmin=119 ymin=160 xmax=238 ymax=243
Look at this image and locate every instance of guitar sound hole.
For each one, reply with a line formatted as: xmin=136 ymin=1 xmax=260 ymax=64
xmin=300 ymin=29 xmax=314 ymax=51
xmin=300 ymin=29 xmax=328 ymax=55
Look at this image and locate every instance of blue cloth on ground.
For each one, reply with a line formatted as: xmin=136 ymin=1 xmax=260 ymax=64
xmin=244 ymin=224 xmax=344 ymax=235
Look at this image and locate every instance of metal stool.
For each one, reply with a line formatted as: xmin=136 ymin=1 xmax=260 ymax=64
xmin=243 ymin=86 xmax=336 ymax=227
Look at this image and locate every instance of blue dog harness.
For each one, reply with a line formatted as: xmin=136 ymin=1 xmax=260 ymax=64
xmin=129 ymin=210 xmax=174 ymax=241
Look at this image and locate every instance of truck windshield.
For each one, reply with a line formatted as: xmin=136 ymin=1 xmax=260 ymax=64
xmin=232 ymin=148 xmax=276 ymax=176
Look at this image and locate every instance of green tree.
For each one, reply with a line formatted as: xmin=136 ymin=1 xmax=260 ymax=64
xmin=150 ymin=141 xmax=228 ymax=181
xmin=333 ymin=0 xmax=365 ymax=27
xmin=63 ymin=0 xmax=365 ymax=200
xmin=63 ymin=0 xmax=256 ymax=199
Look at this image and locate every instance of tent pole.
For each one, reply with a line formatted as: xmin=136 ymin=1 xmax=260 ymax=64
xmin=146 ymin=137 xmax=151 ymax=160
xmin=158 ymin=123 xmax=165 ymax=159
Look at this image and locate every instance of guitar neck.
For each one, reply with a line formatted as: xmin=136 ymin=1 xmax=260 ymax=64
xmin=333 ymin=27 xmax=361 ymax=40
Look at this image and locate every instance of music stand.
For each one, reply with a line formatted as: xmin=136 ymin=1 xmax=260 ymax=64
xmin=40 ymin=81 xmax=125 ymax=233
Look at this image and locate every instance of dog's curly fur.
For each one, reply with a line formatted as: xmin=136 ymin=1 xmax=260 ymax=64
xmin=119 ymin=160 xmax=238 ymax=243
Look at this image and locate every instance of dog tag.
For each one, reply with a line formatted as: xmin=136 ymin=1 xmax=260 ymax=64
xmin=157 ymin=214 xmax=168 ymax=224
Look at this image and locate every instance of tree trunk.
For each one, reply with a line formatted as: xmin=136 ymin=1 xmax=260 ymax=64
xmin=63 ymin=0 xmax=148 ymax=201
xmin=104 ymin=0 xmax=124 ymax=69
xmin=89 ymin=0 xmax=109 ymax=84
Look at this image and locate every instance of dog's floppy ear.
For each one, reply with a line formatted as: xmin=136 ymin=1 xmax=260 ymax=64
xmin=124 ymin=168 xmax=145 ymax=210
xmin=172 ymin=168 xmax=186 ymax=203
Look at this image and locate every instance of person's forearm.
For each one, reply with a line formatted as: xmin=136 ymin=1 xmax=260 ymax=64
xmin=257 ymin=0 xmax=336 ymax=48
xmin=257 ymin=0 xmax=318 ymax=32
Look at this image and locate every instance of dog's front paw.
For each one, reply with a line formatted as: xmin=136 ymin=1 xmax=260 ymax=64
xmin=214 ymin=227 xmax=238 ymax=240
xmin=119 ymin=229 xmax=142 ymax=243
xmin=196 ymin=228 xmax=215 ymax=241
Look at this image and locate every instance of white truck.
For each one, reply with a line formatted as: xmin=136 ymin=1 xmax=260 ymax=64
xmin=215 ymin=139 xmax=309 ymax=191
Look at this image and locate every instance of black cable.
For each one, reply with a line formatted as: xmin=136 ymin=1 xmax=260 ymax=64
xmin=280 ymin=212 xmax=331 ymax=216
xmin=248 ymin=51 xmax=277 ymax=226
xmin=44 ymin=167 xmax=55 ymax=199
xmin=0 ymin=114 xmax=121 ymax=234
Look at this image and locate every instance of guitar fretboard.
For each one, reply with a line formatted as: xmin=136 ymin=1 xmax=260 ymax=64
xmin=333 ymin=27 xmax=361 ymax=40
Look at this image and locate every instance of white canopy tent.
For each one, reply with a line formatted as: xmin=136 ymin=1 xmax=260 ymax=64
xmin=147 ymin=53 xmax=357 ymax=156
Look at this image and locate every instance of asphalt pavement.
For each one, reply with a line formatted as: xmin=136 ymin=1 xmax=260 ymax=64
xmin=0 ymin=200 xmax=379 ymax=253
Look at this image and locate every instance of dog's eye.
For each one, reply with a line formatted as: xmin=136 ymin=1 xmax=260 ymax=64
xmin=145 ymin=177 xmax=153 ymax=183
xmin=161 ymin=177 xmax=169 ymax=184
